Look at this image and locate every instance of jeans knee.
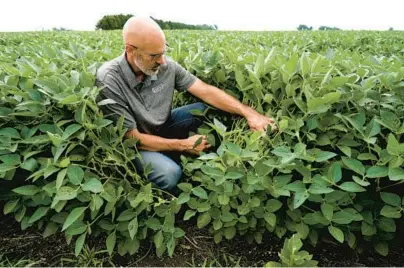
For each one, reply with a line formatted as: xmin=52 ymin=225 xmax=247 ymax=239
xmin=193 ymin=102 xmax=207 ymax=113
xmin=153 ymin=163 xmax=182 ymax=190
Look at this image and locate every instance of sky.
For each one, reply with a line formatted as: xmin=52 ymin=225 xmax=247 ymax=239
xmin=0 ymin=0 xmax=403 ymax=32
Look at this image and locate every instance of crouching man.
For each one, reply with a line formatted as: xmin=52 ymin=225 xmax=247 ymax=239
xmin=95 ymin=16 xmax=277 ymax=191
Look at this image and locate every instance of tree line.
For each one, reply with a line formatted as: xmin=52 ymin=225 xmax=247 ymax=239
xmin=95 ymin=14 xmax=218 ymax=30
xmin=297 ymin=24 xmax=341 ymax=31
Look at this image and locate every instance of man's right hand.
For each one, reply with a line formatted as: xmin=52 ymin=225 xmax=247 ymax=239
xmin=182 ymin=134 xmax=211 ymax=155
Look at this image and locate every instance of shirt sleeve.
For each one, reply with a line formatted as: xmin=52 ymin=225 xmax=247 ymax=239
xmin=95 ymin=78 xmax=138 ymax=131
xmin=173 ymin=61 xmax=197 ymax=91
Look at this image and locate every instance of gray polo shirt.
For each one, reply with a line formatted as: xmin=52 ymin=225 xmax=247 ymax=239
xmin=95 ymin=53 xmax=197 ymax=134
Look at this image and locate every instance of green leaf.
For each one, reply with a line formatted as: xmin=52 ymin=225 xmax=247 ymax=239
xmin=284 ymin=53 xmax=299 ymax=78
xmin=388 ymin=167 xmax=404 ymax=181
xmin=224 ymin=226 xmax=236 ymax=240
xmin=293 ymin=191 xmax=310 ymax=209
xmin=59 ymin=158 xmax=70 ymax=168
xmin=346 ymin=232 xmax=356 ymax=249
xmin=75 ymin=233 xmax=86 ymax=256
xmin=154 ymin=230 xmax=164 ymax=249
xmin=218 ymin=194 xmax=230 ymax=205
xmin=67 ymin=165 xmax=84 ymax=185
xmin=380 ymin=110 xmax=400 ymax=131
xmin=380 ymin=206 xmax=401 ymax=218
xmin=192 ymin=186 xmax=208 ymax=199
xmin=29 ymin=207 xmax=49 ymax=224
xmin=374 ymin=242 xmax=388 ymax=256
xmin=177 ymin=192 xmax=190 ymax=204
xmin=192 ymin=136 xmax=203 ymax=150
xmin=106 ymin=231 xmax=116 ymax=256
xmin=337 ymin=145 xmax=351 ymax=157
xmin=56 ymin=186 xmax=77 ymax=200
xmin=266 ymin=262 xmax=282 ymax=267
xmin=213 ymin=118 xmax=227 ymax=135
xmin=309 ymin=184 xmax=334 ymax=194
xmin=82 ymin=178 xmax=104 ymax=193
xmin=56 ymin=169 xmax=67 ymax=190
xmin=0 ymin=127 xmax=20 ymax=139
xmin=321 ymin=203 xmax=334 ymax=221
xmin=146 ymin=218 xmax=161 ymax=230
xmin=21 ymin=158 xmax=38 ymax=172
xmin=183 ymin=210 xmax=196 ymax=221
xmin=43 ymin=222 xmax=59 ymax=238
xmin=332 ymin=211 xmax=355 ymax=224
xmin=173 ymin=227 xmax=185 ymax=238
xmin=15 ymin=206 xmax=26 ymax=222
xmin=117 ymin=210 xmax=136 ymax=221
xmin=342 ymin=157 xmax=365 ymax=176
xmin=380 ymin=192 xmax=401 ymax=207
xmin=339 ymin=182 xmax=366 ymax=192
xmin=166 ymin=237 xmax=176 ymax=257
xmin=328 ymin=162 xmax=342 ymax=183
xmin=266 ymin=199 xmax=283 ymax=213
xmin=361 ymin=221 xmax=377 ymax=236
xmin=352 ymin=175 xmax=370 ymax=187
xmin=197 ymin=212 xmax=211 ymax=228
xmin=128 ymin=217 xmax=138 ymax=240
xmin=0 ymin=154 xmax=21 ymax=165
xmin=224 ymin=171 xmax=244 ymax=180
xmin=377 ymin=218 xmax=396 ymax=232
xmin=328 ymin=226 xmax=344 ymax=243
xmin=358 ymin=153 xmax=378 ymax=161
xmin=177 ymin=183 xmax=193 ymax=192
xmin=366 ymin=166 xmax=388 ymax=178
xmin=47 ymin=132 xmax=64 ymax=147
xmin=365 ymin=119 xmax=381 ymax=138
xmin=387 ymin=134 xmax=404 ymax=156
xmin=60 ymin=94 xmax=81 ymax=104
xmin=264 ymin=212 xmax=276 ymax=227
xmin=285 ymin=181 xmax=305 ymax=192
xmin=198 ymin=153 xmax=219 ymax=160
xmin=221 ymin=211 xmax=234 ymax=222
xmin=300 ymin=53 xmax=310 ymax=77
xmin=13 ymin=185 xmax=40 ymax=196
xmin=314 ymin=151 xmax=337 ymax=162
xmin=62 ymin=124 xmax=82 ymax=140
xmin=296 ymin=222 xmax=310 ymax=239
xmin=62 ymin=207 xmax=87 ymax=231
xmin=3 ymin=199 xmax=19 ymax=214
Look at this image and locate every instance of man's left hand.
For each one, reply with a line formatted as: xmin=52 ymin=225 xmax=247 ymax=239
xmin=246 ymin=111 xmax=278 ymax=132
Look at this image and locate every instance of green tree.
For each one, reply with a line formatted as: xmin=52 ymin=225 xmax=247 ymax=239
xmin=319 ymin=25 xmax=341 ymax=31
xmin=297 ymin=24 xmax=313 ymax=31
xmin=95 ymin=14 xmax=133 ymax=30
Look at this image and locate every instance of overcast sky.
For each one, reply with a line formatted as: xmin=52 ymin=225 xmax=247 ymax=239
xmin=1 ymin=0 xmax=403 ymax=32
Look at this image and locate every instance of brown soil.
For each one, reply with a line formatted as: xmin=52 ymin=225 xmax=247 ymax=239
xmin=1 ymin=213 xmax=404 ymax=267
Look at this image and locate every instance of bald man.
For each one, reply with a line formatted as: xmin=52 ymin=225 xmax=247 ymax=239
xmin=96 ymin=16 xmax=277 ymax=191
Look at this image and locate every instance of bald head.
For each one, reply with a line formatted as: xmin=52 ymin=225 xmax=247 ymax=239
xmin=123 ymin=16 xmax=165 ymax=48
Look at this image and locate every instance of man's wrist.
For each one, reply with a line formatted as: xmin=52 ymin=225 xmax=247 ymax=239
xmin=176 ymin=139 xmax=189 ymax=152
xmin=240 ymin=104 xmax=256 ymax=118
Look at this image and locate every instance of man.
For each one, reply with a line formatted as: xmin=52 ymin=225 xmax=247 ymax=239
xmin=96 ymin=16 xmax=277 ymax=191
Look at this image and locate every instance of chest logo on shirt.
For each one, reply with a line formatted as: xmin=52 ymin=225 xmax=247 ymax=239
xmin=152 ymin=84 xmax=164 ymax=93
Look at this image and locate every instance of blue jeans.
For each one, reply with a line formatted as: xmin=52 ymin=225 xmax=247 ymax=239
xmin=134 ymin=102 xmax=207 ymax=190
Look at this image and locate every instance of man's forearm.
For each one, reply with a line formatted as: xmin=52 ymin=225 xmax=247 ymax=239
xmin=198 ymin=83 xmax=256 ymax=118
xmin=126 ymin=130 xmax=186 ymax=152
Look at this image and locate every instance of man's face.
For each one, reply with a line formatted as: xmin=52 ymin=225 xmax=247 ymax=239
xmin=133 ymin=52 xmax=161 ymax=76
xmin=128 ymin=42 xmax=167 ymax=76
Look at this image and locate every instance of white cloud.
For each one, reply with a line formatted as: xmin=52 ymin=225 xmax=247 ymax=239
xmin=0 ymin=0 xmax=403 ymax=32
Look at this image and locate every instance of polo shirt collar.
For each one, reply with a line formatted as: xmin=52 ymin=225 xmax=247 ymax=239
xmin=118 ymin=52 xmax=158 ymax=90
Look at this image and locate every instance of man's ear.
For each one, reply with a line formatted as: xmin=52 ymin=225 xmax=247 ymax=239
xmin=124 ymin=44 xmax=131 ymax=54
